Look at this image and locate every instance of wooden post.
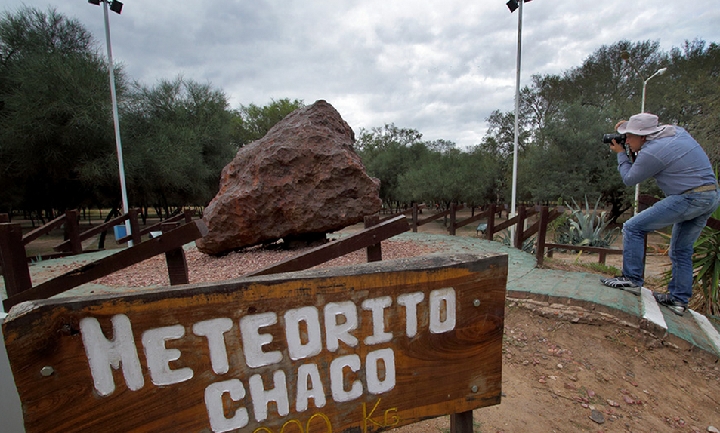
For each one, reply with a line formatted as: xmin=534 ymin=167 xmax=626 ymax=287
xmin=535 ymin=206 xmax=548 ymax=266
xmin=162 ymin=222 xmax=189 ymax=285
xmin=411 ymin=203 xmax=418 ymax=232
xmin=364 ymin=215 xmax=382 ymax=262
xmin=128 ymin=208 xmax=142 ymax=245
xmin=64 ymin=209 xmax=82 ymax=255
xmin=449 ymin=203 xmax=457 ymax=236
xmin=183 ymin=208 xmax=194 ymax=223
xmin=514 ymin=205 xmax=527 ymax=250
xmin=0 ymin=223 xmax=32 ymax=299
xmin=0 ymin=213 xmax=8 ymax=223
xmin=485 ymin=204 xmax=496 ymax=241
xmin=450 ymin=411 xmax=474 ymax=433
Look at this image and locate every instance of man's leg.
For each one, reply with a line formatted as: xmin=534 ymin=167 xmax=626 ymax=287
xmin=620 ymin=195 xmax=690 ymax=287
xmin=666 ymin=190 xmax=720 ymax=304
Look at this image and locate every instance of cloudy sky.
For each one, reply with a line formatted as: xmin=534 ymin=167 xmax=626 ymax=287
xmin=2 ymin=1 xmax=719 ymax=148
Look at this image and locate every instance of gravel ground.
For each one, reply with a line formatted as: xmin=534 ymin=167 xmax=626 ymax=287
xmin=90 ymin=238 xmax=441 ymax=288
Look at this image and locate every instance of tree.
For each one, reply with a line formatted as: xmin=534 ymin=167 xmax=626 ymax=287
xmin=0 ymin=7 xmax=117 ymax=214
xmin=662 ymin=40 xmax=720 ymax=165
xmin=231 ymin=98 xmax=304 ymax=148
xmin=356 ymin=124 xmax=427 ymax=207
xmin=121 ymin=77 xmax=235 ymax=214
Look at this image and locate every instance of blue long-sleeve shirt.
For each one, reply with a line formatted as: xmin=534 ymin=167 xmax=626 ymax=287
xmin=617 ymin=127 xmax=716 ymax=196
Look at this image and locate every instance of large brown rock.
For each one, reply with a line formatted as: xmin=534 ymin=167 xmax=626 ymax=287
xmin=196 ymin=100 xmax=382 ymax=255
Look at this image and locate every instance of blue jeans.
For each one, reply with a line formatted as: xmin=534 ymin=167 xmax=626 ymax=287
xmin=622 ymin=189 xmax=720 ymax=304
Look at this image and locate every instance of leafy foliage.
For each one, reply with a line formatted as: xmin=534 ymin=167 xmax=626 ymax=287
xmin=0 ymin=7 xmax=116 ymax=212
xmin=692 ymin=226 xmax=720 ymax=316
xmin=231 ymin=98 xmax=304 ymax=148
xmin=121 ymin=77 xmax=235 ymax=212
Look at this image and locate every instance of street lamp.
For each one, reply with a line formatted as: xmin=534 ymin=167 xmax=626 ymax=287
xmin=620 ymin=51 xmax=667 ymax=215
xmin=88 ymin=0 xmax=131 ymax=244
xmin=507 ymin=0 xmax=532 ymax=243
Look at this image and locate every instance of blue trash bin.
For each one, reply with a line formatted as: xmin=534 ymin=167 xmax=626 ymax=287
xmin=113 ymin=225 xmax=127 ymax=239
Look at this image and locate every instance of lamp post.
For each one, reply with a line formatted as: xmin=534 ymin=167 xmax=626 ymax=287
xmin=506 ymin=0 xmax=532 ymax=242
xmin=88 ymin=0 xmax=131 ymax=244
xmin=621 ymin=51 xmax=666 ymax=215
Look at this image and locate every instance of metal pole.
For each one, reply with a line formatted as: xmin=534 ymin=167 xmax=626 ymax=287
xmin=633 ymin=68 xmax=665 ymax=215
xmin=102 ymin=1 xmax=132 ymax=245
xmin=509 ymin=0 xmax=523 ymax=243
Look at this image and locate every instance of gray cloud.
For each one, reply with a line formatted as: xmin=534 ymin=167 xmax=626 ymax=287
xmin=2 ymin=0 xmax=718 ymax=148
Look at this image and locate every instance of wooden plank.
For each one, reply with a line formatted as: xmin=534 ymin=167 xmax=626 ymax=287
xmin=0 ymin=223 xmax=32 ymax=298
xmin=248 ymin=215 xmax=409 ymax=277
xmin=415 ymin=205 xmax=464 ymax=227
xmin=452 ymin=208 xmax=492 ymax=231
xmin=364 ymin=215 xmax=382 ymax=262
xmin=2 ymin=253 xmax=507 ymax=433
xmin=22 ymin=213 xmax=67 ymax=245
xmin=3 ymin=221 xmax=208 ymax=310
xmin=54 ymin=214 xmax=129 ymax=252
xmin=544 ymin=243 xmax=623 ymax=255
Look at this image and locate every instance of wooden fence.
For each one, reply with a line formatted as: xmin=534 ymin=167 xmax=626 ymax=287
xmin=7 ymin=196 xmax=720 ymax=311
xmin=7 ymin=197 xmax=720 ymax=432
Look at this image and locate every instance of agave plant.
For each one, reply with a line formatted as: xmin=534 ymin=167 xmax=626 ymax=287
xmin=692 ymin=225 xmax=720 ymax=316
xmin=555 ymin=196 xmax=618 ymax=248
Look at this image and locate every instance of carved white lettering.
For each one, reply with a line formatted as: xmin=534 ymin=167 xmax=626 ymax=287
xmin=142 ymin=325 xmax=193 ymax=386
xmin=362 ymin=296 xmax=393 ymax=345
xmin=239 ymin=312 xmax=282 ymax=368
xmin=284 ymin=306 xmax=322 ymax=360
xmin=397 ymin=292 xmax=424 ymax=337
xmin=204 ymin=379 xmax=249 ymax=432
xmin=80 ymin=315 xmax=144 ymax=396
xmin=249 ymin=370 xmax=290 ymax=422
xmin=193 ymin=318 xmax=233 ymax=375
xmin=324 ymin=301 xmax=359 ymax=351
xmin=430 ymin=288 xmax=456 ymax=334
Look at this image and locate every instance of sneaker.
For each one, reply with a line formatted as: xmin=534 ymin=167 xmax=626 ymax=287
xmin=653 ymin=292 xmax=687 ymax=316
xmin=600 ymin=276 xmax=641 ymax=295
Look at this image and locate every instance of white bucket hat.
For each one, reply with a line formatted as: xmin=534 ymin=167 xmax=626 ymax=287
xmin=617 ymin=113 xmax=664 ymax=136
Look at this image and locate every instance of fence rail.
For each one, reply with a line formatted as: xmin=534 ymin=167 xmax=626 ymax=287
xmin=6 ymin=197 xmax=720 ymax=311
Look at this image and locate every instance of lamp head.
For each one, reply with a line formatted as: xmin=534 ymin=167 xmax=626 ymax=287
xmin=109 ymin=0 xmax=123 ymax=14
xmin=506 ymin=0 xmax=519 ymax=12
xmin=88 ymin=0 xmax=101 ymax=5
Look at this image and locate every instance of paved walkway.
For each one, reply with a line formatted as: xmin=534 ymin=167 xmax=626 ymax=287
xmin=2 ymin=232 xmax=719 ymax=360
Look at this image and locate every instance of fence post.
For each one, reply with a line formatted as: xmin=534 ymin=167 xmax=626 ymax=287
xmin=485 ymin=204 xmax=496 ymax=241
xmin=183 ymin=208 xmax=193 ymax=223
xmin=364 ymin=215 xmax=382 ymax=262
xmin=411 ymin=203 xmax=418 ymax=233
xmin=65 ymin=209 xmax=83 ymax=255
xmin=513 ymin=205 xmax=527 ymax=250
xmin=450 ymin=411 xmax=474 ymax=433
xmin=0 ymin=223 xmax=32 ymax=300
xmin=535 ymin=206 xmax=549 ymax=266
xmin=0 ymin=214 xmax=8 ymax=223
xmin=128 ymin=208 xmax=142 ymax=245
xmin=449 ymin=203 xmax=457 ymax=236
xmin=162 ymin=222 xmax=190 ymax=285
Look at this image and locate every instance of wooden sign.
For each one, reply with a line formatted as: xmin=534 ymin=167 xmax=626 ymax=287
xmin=2 ymin=253 xmax=507 ymax=433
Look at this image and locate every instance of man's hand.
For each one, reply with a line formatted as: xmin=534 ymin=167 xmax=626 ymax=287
xmin=609 ymin=140 xmax=624 ymax=153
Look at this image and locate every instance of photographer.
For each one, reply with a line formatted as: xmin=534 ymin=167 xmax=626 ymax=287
xmin=601 ymin=113 xmax=719 ymax=316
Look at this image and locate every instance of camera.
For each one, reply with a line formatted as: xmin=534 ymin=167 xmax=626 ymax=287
xmin=602 ymin=133 xmax=626 ymax=146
